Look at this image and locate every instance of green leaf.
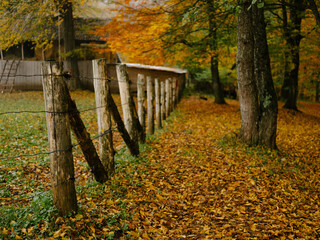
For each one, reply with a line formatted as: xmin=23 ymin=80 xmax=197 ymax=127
xmin=257 ymin=2 xmax=264 ymax=8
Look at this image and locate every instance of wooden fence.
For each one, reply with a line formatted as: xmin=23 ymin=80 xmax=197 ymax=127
xmin=0 ymin=60 xmax=187 ymax=93
xmin=41 ymin=60 xmax=183 ymax=215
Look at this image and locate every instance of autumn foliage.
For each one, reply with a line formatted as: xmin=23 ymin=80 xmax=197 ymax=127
xmin=1 ymin=91 xmax=319 ymax=239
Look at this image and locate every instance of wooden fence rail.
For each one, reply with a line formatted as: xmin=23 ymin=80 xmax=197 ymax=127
xmin=0 ymin=60 xmax=186 ymax=93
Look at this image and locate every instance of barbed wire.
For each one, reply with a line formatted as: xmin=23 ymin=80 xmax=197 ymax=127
xmin=0 ymin=128 xmax=113 ymax=161
xmin=0 ymin=100 xmax=133 ymax=116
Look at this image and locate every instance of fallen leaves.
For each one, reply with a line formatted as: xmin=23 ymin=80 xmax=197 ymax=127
xmin=1 ymin=92 xmax=320 ymax=239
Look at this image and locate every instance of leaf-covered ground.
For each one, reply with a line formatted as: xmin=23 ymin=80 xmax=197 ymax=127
xmin=1 ymin=92 xmax=320 ymax=239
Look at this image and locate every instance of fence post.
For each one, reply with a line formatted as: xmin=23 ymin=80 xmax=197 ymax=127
xmin=93 ymin=59 xmax=115 ymax=176
xmin=117 ymin=64 xmax=139 ymax=144
xmin=107 ymin=93 xmax=140 ymax=156
xmin=169 ymin=78 xmax=173 ymax=112
xmin=161 ymin=81 xmax=166 ymax=122
xmin=137 ymin=74 xmax=146 ymax=132
xmin=147 ymin=76 xmax=154 ymax=134
xmin=42 ymin=61 xmax=77 ymax=216
xmin=165 ymin=78 xmax=170 ymax=118
xmin=172 ymin=77 xmax=177 ymax=107
xmin=155 ymin=78 xmax=161 ymax=129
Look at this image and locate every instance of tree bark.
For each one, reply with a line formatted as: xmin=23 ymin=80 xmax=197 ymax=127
xmin=207 ymin=0 xmax=226 ymax=104
xmin=308 ymin=0 xmax=320 ymax=27
xmin=236 ymin=0 xmax=259 ymax=144
xmin=280 ymin=0 xmax=305 ymax=110
xmin=93 ymin=59 xmax=115 ymax=177
xmin=60 ymin=0 xmax=82 ymax=90
xmin=252 ymin=3 xmax=278 ymax=149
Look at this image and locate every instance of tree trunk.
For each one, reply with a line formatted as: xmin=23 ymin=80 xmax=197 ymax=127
xmin=308 ymin=0 xmax=320 ymax=27
xmin=207 ymin=0 xmax=226 ymax=104
xmin=252 ymin=3 xmax=278 ymax=149
xmin=280 ymin=0 xmax=305 ymax=110
xmin=211 ymin=55 xmax=226 ymax=104
xmin=60 ymin=0 xmax=82 ymax=90
xmin=236 ymin=0 xmax=259 ymax=144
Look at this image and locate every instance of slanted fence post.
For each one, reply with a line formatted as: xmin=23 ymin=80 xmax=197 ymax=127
xmin=165 ymin=78 xmax=170 ymax=118
xmin=155 ymin=78 xmax=161 ymax=129
xmin=137 ymin=74 xmax=146 ymax=132
xmin=93 ymin=59 xmax=115 ymax=176
xmin=161 ymin=81 xmax=166 ymax=122
xmin=42 ymin=61 xmax=77 ymax=216
xmin=147 ymin=76 xmax=154 ymax=134
xmin=117 ymin=64 xmax=139 ymax=145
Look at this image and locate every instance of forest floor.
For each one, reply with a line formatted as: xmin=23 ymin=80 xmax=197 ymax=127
xmin=0 ymin=91 xmax=320 ymax=239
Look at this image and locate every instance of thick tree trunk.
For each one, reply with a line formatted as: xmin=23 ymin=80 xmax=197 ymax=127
xmin=280 ymin=0 xmax=305 ymax=110
xmin=252 ymin=3 xmax=278 ymax=149
xmin=236 ymin=0 xmax=259 ymax=144
xmin=61 ymin=1 xmax=82 ymax=90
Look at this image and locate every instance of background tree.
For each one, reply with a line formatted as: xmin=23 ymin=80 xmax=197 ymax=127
xmin=95 ymin=0 xmax=238 ymax=103
xmin=0 ymin=0 xmax=91 ymax=89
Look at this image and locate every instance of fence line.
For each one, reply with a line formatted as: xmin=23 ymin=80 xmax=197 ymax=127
xmin=0 ymin=60 xmax=187 ymax=92
xmin=0 ymin=59 xmax=185 ymax=215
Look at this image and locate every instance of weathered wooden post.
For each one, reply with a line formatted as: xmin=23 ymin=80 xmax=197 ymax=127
xmin=107 ymin=93 xmax=139 ymax=156
xmin=93 ymin=59 xmax=114 ymax=176
xmin=165 ymin=78 xmax=170 ymax=118
xmin=117 ymin=64 xmax=139 ymax=144
xmin=161 ymin=81 xmax=166 ymax=122
xmin=169 ymin=78 xmax=173 ymax=112
xmin=137 ymin=74 xmax=146 ymax=132
xmin=155 ymin=78 xmax=161 ymax=129
xmin=42 ymin=61 xmax=77 ymax=216
xmin=172 ymin=77 xmax=177 ymax=107
xmin=147 ymin=76 xmax=154 ymax=134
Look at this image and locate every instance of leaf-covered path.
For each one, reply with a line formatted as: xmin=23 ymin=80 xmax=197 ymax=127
xmin=101 ymin=96 xmax=320 ymax=239
xmin=1 ymin=93 xmax=319 ymax=239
